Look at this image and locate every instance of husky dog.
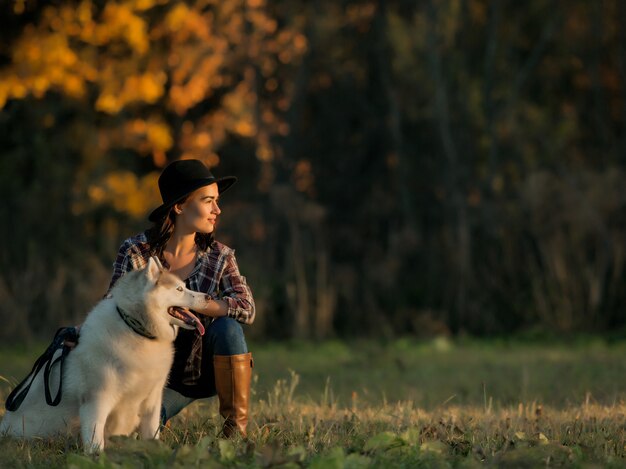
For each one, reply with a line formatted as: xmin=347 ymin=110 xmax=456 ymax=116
xmin=0 ymin=257 xmax=209 ymax=453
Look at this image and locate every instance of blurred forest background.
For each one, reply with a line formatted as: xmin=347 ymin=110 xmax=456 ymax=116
xmin=1 ymin=0 xmax=625 ymax=343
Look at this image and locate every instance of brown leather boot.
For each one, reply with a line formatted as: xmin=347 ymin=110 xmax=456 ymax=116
xmin=213 ymin=352 xmax=253 ymax=438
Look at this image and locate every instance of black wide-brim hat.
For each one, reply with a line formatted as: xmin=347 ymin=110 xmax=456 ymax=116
xmin=148 ymin=159 xmax=237 ymax=222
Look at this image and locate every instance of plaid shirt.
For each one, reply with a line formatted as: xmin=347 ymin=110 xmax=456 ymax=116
xmin=107 ymin=232 xmax=255 ymax=391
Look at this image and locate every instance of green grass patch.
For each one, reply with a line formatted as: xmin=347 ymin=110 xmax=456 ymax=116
xmin=1 ymin=338 xmax=625 ymax=467
xmin=251 ymin=338 xmax=626 ymax=407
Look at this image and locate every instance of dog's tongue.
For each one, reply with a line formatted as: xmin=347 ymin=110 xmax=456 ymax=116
xmin=169 ymin=307 xmax=205 ymax=335
xmin=189 ymin=312 xmax=205 ymax=335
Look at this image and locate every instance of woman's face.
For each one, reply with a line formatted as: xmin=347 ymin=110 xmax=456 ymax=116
xmin=174 ymin=183 xmax=221 ymax=234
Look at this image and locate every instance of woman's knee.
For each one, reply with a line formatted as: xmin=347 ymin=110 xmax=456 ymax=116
xmin=211 ymin=316 xmax=243 ymax=338
xmin=207 ymin=317 xmax=248 ymax=355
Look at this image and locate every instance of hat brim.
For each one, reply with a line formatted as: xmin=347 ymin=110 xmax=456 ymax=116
xmin=148 ymin=176 xmax=237 ymax=222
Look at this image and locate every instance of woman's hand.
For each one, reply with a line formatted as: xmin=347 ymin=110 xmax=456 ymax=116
xmin=194 ymin=299 xmax=229 ymax=318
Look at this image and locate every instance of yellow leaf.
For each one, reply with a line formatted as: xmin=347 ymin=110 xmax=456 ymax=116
xmin=165 ymin=3 xmax=190 ymax=31
xmin=146 ymin=122 xmax=173 ymax=152
xmin=100 ymin=3 xmax=149 ymax=55
xmin=130 ymin=0 xmax=158 ymax=11
xmin=234 ymin=120 xmax=256 ymax=137
xmin=63 ymin=75 xmax=85 ymax=98
xmin=96 ymin=93 xmax=121 ymax=114
xmin=77 ymin=0 xmax=93 ymax=24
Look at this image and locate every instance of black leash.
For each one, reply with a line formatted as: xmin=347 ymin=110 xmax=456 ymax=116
xmin=4 ymin=327 xmax=79 ymax=411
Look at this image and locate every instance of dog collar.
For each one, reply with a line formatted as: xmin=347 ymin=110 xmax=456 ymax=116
xmin=116 ymin=306 xmax=157 ymax=340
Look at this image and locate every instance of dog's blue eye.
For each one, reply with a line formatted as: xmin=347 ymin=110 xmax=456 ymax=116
xmin=177 ymin=286 xmax=183 ymax=292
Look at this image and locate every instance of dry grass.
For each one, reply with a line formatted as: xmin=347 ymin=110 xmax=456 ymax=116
xmin=1 ymin=339 xmax=625 ymax=467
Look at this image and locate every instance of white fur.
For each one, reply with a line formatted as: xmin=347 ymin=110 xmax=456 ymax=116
xmin=0 ymin=257 xmax=210 ymax=453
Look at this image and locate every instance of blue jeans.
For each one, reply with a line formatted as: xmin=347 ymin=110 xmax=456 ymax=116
xmin=162 ymin=317 xmax=248 ymax=422
xmin=205 ymin=316 xmax=249 ymax=356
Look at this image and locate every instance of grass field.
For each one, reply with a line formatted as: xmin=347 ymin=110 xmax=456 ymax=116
xmin=0 ymin=338 xmax=625 ymax=467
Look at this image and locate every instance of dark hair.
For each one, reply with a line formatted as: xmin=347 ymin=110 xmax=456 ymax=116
xmin=145 ymin=197 xmax=214 ymax=261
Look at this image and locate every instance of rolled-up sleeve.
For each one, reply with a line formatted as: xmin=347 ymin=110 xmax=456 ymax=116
xmin=220 ymin=252 xmax=256 ymax=325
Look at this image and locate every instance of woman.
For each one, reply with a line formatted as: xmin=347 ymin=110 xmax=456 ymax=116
xmin=107 ymin=159 xmax=255 ymax=438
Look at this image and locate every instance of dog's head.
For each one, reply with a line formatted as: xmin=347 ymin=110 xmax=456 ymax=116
xmin=139 ymin=256 xmax=207 ymax=336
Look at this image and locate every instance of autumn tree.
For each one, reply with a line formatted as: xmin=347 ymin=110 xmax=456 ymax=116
xmin=0 ymin=0 xmax=310 ymax=340
xmin=2 ymin=0 xmax=626 ymax=341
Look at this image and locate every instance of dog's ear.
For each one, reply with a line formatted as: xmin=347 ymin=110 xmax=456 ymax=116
xmin=146 ymin=256 xmax=163 ymax=282
xmin=152 ymin=256 xmax=165 ymax=271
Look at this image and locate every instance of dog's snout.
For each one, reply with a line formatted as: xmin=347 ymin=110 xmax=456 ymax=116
xmin=205 ymin=294 xmax=211 ymax=301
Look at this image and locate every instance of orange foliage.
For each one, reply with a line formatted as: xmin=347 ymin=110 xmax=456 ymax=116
xmin=83 ymin=171 xmax=161 ymax=217
xmin=1 ymin=0 xmax=307 ymax=215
